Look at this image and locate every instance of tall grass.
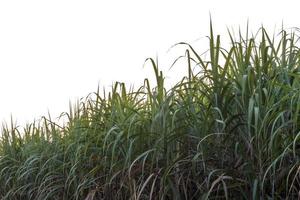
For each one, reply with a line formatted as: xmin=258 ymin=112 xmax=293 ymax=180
xmin=0 ymin=23 xmax=300 ymax=199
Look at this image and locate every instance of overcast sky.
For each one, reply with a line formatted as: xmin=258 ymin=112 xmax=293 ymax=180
xmin=0 ymin=0 xmax=299 ymax=125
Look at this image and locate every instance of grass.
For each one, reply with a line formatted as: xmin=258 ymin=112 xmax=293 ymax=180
xmin=0 ymin=22 xmax=300 ymax=199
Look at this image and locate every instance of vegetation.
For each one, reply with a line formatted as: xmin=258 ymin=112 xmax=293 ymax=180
xmin=0 ymin=23 xmax=300 ymax=199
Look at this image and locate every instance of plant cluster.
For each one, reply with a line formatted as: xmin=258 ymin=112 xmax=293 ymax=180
xmin=0 ymin=23 xmax=299 ymax=199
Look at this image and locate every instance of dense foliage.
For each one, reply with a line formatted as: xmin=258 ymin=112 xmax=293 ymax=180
xmin=0 ymin=24 xmax=300 ymax=199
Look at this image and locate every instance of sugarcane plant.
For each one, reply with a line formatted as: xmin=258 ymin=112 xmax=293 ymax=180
xmin=0 ymin=21 xmax=299 ymax=199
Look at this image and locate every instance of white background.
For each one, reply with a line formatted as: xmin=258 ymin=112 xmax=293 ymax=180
xmin=0 ymin=0 xmax=299 ymax=125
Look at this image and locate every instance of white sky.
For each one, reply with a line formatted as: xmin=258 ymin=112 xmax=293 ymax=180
xmin=0 ymin=0 xmax=299 ymax=125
